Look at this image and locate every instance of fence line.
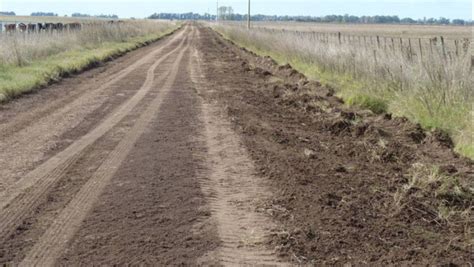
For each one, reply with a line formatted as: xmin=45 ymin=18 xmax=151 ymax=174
xmin=255 ymin=26 xmax=472 ymax=65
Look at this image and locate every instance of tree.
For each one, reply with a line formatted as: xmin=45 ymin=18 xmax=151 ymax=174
xmin=31 ymin=12 xmax=58 ymax=16
xmin=0 ymin=11 xmax=15 ymax=16
xmin=452 ymin=19 xmax=465 ymax=25
xmin=147 ymin=12 xmax=473 ymax=25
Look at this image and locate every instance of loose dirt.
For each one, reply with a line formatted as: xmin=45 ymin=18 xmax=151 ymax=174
xmin=200 ymin=27 xmax=473 ymax=265
xmin=0 ymin=23 xmax=471 ymax=266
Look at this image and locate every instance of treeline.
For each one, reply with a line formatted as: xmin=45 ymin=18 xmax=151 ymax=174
xmin=148 ymin=12 xmax=214 ymax=20
xmin=31 ymin=12 xmax=58 ymax=17
xmin=148 ymin=12 xmax=473 ymax=25
xmin=71 ymin=13 xmax=119 ymax=19
xmin=290 ymin=14 xmax=471 ymax=25
xmin=0 ymin=11 xmax=16 ymax=16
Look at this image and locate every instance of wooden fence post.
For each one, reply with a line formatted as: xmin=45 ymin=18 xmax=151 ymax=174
xmin=454 ymin=40 xmax=459 ymax=57
xmin=376 ymin=36 xmax=380 ymax=48
xmin=408 ymin=38 xmax=413 ymax=60
xmin=338 ymin=32 xmax=341 ymax=45
xmin=471 ymin=55 xmax=474 ymax=72
xmin=440 ymin=36 xmax=446 ymax=60
xmin=418 ymin=38 xmax=423 ymax=59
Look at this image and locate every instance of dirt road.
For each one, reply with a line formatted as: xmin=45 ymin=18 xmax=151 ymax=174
xmin=0 ymin=23 xmax=472 ymax=265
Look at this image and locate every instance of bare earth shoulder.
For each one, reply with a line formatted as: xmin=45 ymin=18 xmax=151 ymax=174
xmin=0 ymin=23 xmax=471 ymax=265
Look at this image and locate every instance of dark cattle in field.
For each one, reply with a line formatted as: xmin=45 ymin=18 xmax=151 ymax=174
xmin=18 ymin=23 xmax=27 ymax=32
xmin=27 ymin=23 xmax=36 ymax=32
xmin=44 ymin=23 xmax=55 ymax=31
xmin=66 ymin=22 xmax=82 ymax=31
xmin=5 ymin=24 xmax=16 ymax=32
xmin=37 ymin=23 xmax=45 ymax=31
xmin=55 ymin=23 xmax=64 ymax=31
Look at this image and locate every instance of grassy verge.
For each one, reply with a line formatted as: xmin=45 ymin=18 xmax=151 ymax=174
xmin=0 ymin=26 xmax=179 ymax=102
xmin=213 ymin=26 xmax=474 ymax=160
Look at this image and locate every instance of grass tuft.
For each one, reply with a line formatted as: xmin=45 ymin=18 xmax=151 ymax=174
xmin=345 ymin=94 xmax=388 ymax=114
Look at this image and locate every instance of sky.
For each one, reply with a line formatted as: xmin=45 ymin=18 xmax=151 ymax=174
xmin=0 ymin=0 xmax=472 ymax=20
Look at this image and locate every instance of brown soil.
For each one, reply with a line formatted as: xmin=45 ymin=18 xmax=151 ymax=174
xmin=0 ymin=22 xmax=471 ymax=266
xmin=198 ymin=27 xmax=473 ymax=265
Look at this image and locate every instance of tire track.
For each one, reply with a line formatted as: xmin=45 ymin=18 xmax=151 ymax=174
xmin=20 ymin=32 xmax=191 ymax=267
xmin=0 ymin=28 xmax=189 ymax=242
xmin=190 ymin=36 xmax=287 ymax=266
xmin=0 ymin=27 xmax=185 ymax=139
xmin=0 ymin=28 xmax=188 ymax=191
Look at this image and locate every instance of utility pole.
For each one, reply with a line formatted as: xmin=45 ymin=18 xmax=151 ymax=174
xmin=216 ymin=0 xmax=219 ymax=22
xmin=247 ymin=0 xmax=251 ymax=29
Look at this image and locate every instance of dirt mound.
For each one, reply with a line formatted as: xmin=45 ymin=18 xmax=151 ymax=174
xmin=205 ymin=28 xmax=473 ymax=265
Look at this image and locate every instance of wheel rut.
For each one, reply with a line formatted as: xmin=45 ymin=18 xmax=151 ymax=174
xmin=20 ymin=37 xmax=190 ymax=267
xmin=0 ymin=27 xmax=188 ymax=191
xmin=0 ymin=23 xmax=291 ymax=266
xmin=0 ymin=27 xmax=190 ymax=243
xmin=0 ymin=27 xmax=185 ymax=140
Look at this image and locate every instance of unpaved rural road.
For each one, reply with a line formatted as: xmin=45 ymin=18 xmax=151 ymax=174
xmin=0 ymin=23 xmax=281 ymax=266
xmin=0 ymin=23 xmax=472 ymax=265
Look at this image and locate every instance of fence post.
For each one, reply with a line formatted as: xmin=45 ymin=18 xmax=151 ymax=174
xmin=471 ymin=55 xmax=474 ymax=72
xmin=391 ymin=38 xmax=395 ymax=50
xmin=454 ymin=40 xmax=459 ymax=57
xmin=338 ymin=32 xmax=341 ymax=45
xmin=440 ymin=36 xmax=446 ymax=60
xmin=408 ymin=38 xmax=413 ymax=60
xmin=376 ymin=36 xmax=380 ymax=49
xmin=418 ymin=38 xmax=423 ymax=59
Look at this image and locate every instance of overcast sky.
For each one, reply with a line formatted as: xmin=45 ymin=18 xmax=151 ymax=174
xmin=1 ymin=0 xmax=472 ymax=20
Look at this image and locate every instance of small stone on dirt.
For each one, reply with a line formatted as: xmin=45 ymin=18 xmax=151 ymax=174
xmin=303 ymin=148 xmax=317 ymax=159
xmin=334 ymin=166 xmax=347 ymax=173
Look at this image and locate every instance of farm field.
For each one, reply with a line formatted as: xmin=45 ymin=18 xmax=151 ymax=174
xmin=214 ymin=22 xmax=474 ymax=159
xmin=246 ymin=21 xmax=472 ymax=39
xmin=0 ymin=22 xmax=472 ymax=266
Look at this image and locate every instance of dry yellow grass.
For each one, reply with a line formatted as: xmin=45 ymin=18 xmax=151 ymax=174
xmin=0 ymin=19 xmax=179 ymax=101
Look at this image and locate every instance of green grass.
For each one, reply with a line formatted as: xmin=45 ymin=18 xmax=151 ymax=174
xmin=0 ymin=28 xmax=178 ymax=102
xmin=216 ymin=28 xmax=474 ymax=160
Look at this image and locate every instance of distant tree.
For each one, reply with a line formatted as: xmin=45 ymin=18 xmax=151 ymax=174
xmin=452 ymin=19 xmax=465 ymax=25
xmin=71 ymin=13 xmax=118 ymax=19
xmin=438 ymin=17 xmax=450 ymax=25
xmin=31 ymin=12 xmax=58 ymax=16
xmin=0 ymin=11 xmax=15 ymax=16
xmin=401 ymin=17 xmax=416 ymax=24
xmin=426 ymin=17 xmax=437 ymax=24
xmin=147 ymin=12 xmax=472 ymax=26
xmin=71 ymin=13 xmax=90 ymax=17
